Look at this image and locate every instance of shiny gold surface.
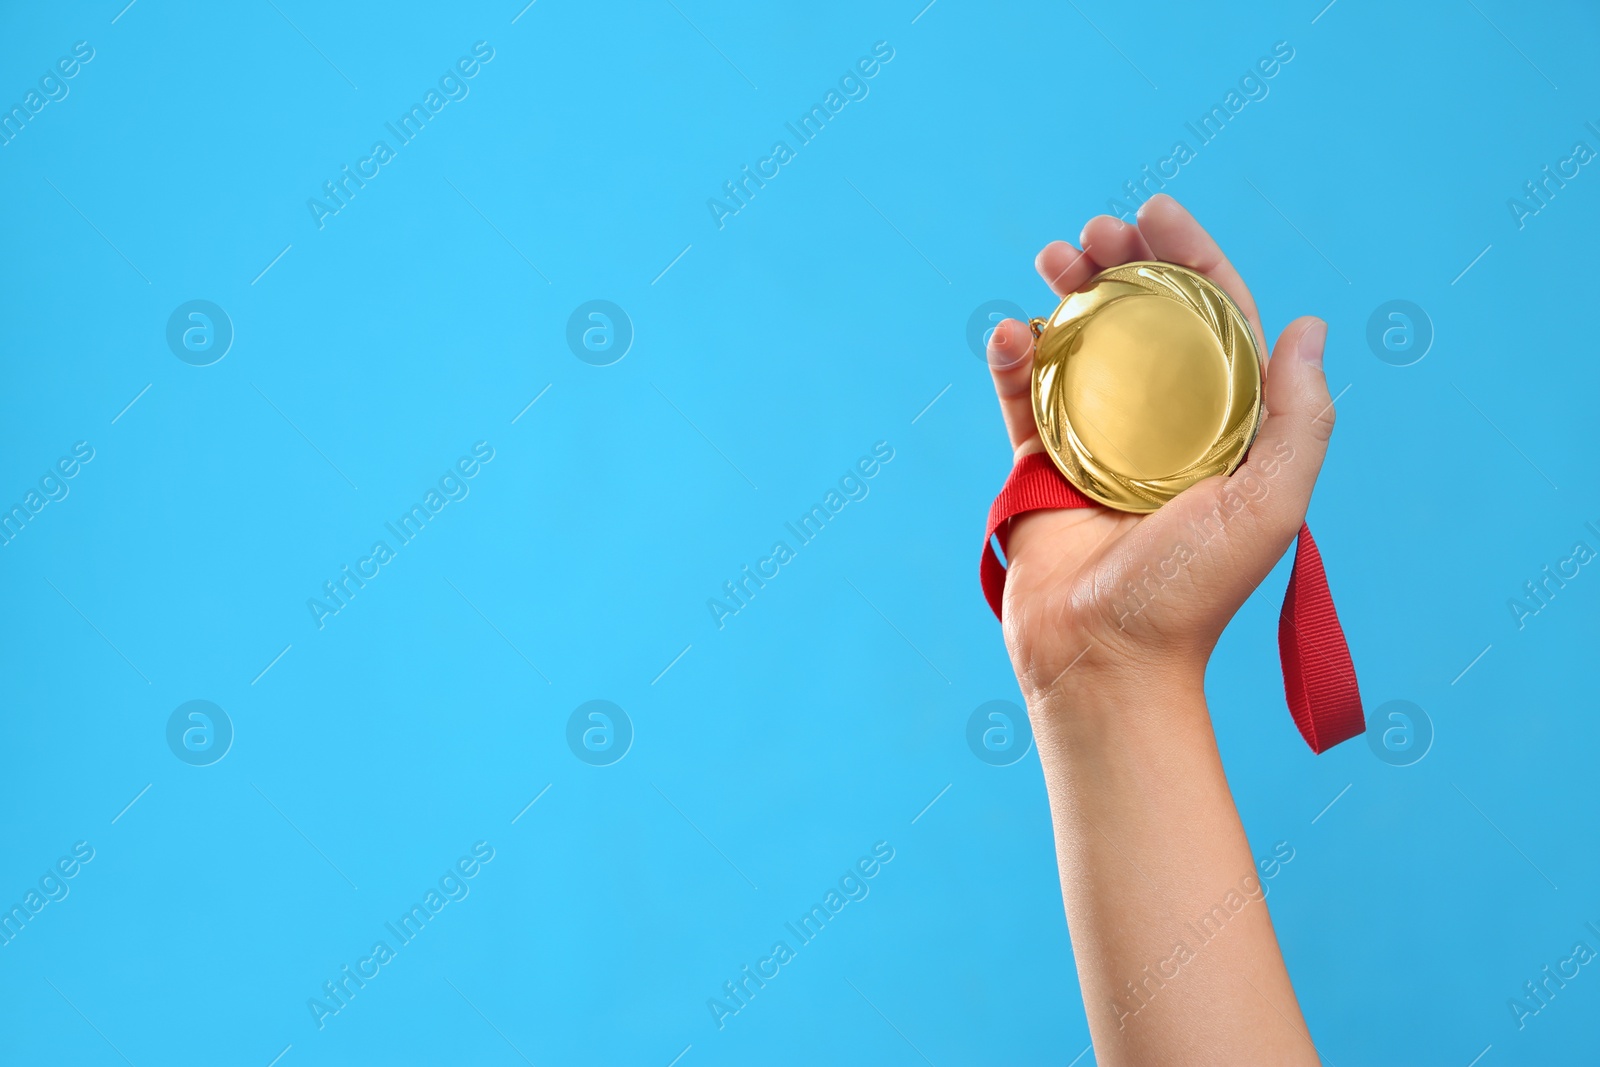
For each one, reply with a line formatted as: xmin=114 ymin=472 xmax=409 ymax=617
xmin=1031 ymin=262 xmax=1263 ymax=513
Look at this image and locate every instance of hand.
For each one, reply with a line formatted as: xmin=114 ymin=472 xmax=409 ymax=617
xmin=987 ymin=194 xmax=1337 ymax=713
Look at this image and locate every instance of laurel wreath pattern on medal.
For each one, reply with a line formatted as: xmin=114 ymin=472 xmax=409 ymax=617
xmin=1031 ymin=261 xmax=1263 ymax=514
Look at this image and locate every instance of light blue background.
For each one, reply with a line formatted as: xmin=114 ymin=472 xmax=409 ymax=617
xmin=2 ymin=1 xmax=1597 ymax=1064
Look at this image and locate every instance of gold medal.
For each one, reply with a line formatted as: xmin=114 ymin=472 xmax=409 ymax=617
xmin=1029 ymin=261 xmax=1264 ymax=513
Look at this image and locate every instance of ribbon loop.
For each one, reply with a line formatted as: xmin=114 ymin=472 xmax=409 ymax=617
xmin=981 ymin=452 xmax=1364 ymax=754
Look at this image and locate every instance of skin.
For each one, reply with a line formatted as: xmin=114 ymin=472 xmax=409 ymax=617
xmin=987 ymin=194 xmax=1334 ymax=1066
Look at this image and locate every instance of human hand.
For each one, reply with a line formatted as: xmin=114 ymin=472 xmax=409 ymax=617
xmin=986 ymin=194 xmax=1337 ymax=715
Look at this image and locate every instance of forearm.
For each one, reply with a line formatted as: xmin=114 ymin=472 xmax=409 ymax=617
xmin=1031 ymin=669 xmax=1319 ymax=1066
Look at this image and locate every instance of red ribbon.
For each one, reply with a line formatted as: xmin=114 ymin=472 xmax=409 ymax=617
xmin=981 ymin=451 xmax=1364 ymax=754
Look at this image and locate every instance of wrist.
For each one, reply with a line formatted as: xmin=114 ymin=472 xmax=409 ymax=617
xmin=1023 ymin=655 xmax=1212 ymax=759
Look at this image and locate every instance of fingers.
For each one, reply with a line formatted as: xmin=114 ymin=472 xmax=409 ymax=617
xmin=1134 ymin=194 xmax=1265 ymax=350
xmin=1013 ymin=215 xmax=1157 ymax=458
xmin=1019 ymin=195 xmax=1278 ymax=471
xmin=1080 ymin=215 xmax=1153 ymax=267
xmin=1035 ymin=241 xmax=1100 ymax=298
xmin=1229 ymin=316 xmax=1333 ymax=543
xmin=1032 ymin=212 xmax=1155 ymax=299
xmin=987 ymin=317 xmax=1043 ymax=455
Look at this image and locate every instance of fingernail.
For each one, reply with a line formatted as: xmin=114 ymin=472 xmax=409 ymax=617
xmin=1299 ymin=319 xmax=1327 ymax=366
xmin=993 ymin=326 xmax=1007 ymax=347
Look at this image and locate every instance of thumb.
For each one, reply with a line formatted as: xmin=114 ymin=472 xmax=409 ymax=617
xmin=1228 ymin=315 xmax=1334 ymax=546
xmin=1117 ymin=315 xmax=1334 ymax=630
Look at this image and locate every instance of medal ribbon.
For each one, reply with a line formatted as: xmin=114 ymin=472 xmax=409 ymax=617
xmin=980 ymin=452 xmax=1364 ymax=754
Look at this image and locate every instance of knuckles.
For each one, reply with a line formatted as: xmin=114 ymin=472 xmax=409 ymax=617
xmin=1306 ymin=395 xmax=1337 ymax=444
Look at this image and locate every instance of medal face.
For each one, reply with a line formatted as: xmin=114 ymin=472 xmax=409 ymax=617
xmin=1030 ymin=261 xmax=1264 ymax=514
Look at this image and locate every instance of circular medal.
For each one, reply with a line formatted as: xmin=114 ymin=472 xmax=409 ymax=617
xmin=1029 ymin=261 xmax=1264 ymax=513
